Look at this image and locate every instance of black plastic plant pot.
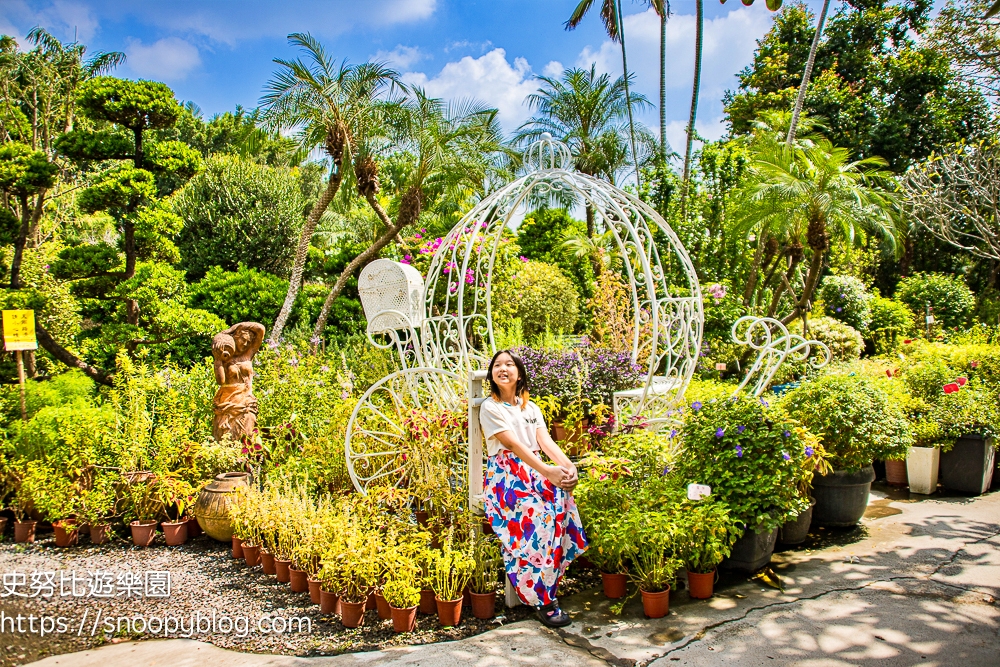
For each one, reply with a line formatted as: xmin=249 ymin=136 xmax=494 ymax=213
xmin=720 ymin=525 xmax=778 ymax=573
xmin=812 ymin=465 xmax=875 ymax=527
xmin=778 ymin=498 xmax=816 ymax=546
xmin=940 ymin=435 xmax=996 ymax=496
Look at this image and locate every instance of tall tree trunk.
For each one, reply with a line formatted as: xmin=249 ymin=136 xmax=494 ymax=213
xmin=660 ymin=5 xmax=667 ymax=160
xmin=782 ymin=238 xmax=826 ymax=325
xmin=617 ymin=0 xmax=642 ymax=190
xmin=10 ymin=194 xmax=31 ymax=289
xmin=585 ymin=204 xmax=595 ymax=238
xmin=271 ymin=169 xmax=345 ymax=342
xmin=681 ymin=0 xmax=704 ymax=220
xmin=786 ymin=0 xmax=831 ymax=146
xmin=35 ymin=323 xmax=113 ymax=386
xmin=311 ymin=185 xmax=423 ymax=340
xmin=659 ymin=8 xmax=667 ymax=158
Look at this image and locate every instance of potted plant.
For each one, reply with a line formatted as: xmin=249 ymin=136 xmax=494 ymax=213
xmin=673 ymin=499 xmax=739 ymax=599
xmin=469 ymin=533 xmax=501 ymax=619
xmin=778 ymin=438 xmax=831 ymax=545
xmin=11 ymin=464 xmax=38 ymax=543
xmin=432 ymin=545 xmax=474 ymax=627
xmin=157 ymin=474 xmax=194 ymax=547
xmin=627 ymin=518 xmax=683 ymax=619
xmin=122 ymin=473 xmax=161 ymax=547
xmin=783 ymin=374 xmax=912 ymax=526
xmin=930 ymin=382 xmax=999 ymax=495
xmin=337 ymin=533 xmax=379 ymax=628
xmin=676 ymin=396 xmax=816 ymax=571
xmin=417 ymin=547 xmax=437 ymax=614
xmin=383 ymin=576 xmax=420 ymax=633
xmin=229 ymin=489 xmax=259 ymax=565
xmin=30 ymin=470 xmax=80 ymax=548
xmin=78 ymin=475 xmax=117 ymax=545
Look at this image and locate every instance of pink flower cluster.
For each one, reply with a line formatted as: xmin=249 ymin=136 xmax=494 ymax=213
xmin=707 ymin=283 xmax=727 ymax=303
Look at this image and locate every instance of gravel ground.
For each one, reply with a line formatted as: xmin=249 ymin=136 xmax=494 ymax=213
xmin=0 ymin=526 xmax=600 ymax=667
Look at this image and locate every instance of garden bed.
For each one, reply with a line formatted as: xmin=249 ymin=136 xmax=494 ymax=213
xmin=0 ymin=532 xmax=598 ymax=667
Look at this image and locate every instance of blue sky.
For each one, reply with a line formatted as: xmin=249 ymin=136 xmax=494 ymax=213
xmin=2 ymin=0 xmax=832 ymax=154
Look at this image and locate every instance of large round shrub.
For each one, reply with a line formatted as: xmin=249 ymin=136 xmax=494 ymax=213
xmin=895 ymin=272 xmax=975 ymax=330
xmin=494 ymin=260 xmax=579 ymax=338
xmin=807 ymin=317 xmax=864 ymax=362
xmin=819 ymin=275 xmax=872 ymax=332
xmin=173 ymin=155 xmax=304 ymax=280
xmin=782 ymin=373 xmax=912 ymax=471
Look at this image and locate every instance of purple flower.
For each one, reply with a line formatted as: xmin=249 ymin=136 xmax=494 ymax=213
xmin=805 ymin=446 xmax=815 ymax=457
xmin=840 ymin=293 xmax=846 ymax=298
xmin=691 ymin=401 xmax=703 ymax=411
xmin=836 ymin=307 xmax=843 ymax=313
xmin=661 ymin=466 xmax=670 ymax=476
xmin=760 ymin=398 xmax=769 ymax=407
xmin=669 ymin=429 xmax=678 ymax=439
xmin=737 ymin=425 xmax=746 ymax=434
xmin=288 ymin=357 xmax=299 ymax=367
xmin=782 ymin=451 xmax=791 ymax=461
xmin=783 ymin=430 xmax=791 ymax=438
xmin=310 ymin=335 xmax=321 ymax=345
xmin=715 ymin=427 xmax=725 ymax=438
xmin=735 ymin=445 xmax=744 ymax=458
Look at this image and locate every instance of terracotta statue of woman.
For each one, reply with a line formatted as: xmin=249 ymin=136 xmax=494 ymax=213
xmin=211 ymin=322 xmax=265 ymax=442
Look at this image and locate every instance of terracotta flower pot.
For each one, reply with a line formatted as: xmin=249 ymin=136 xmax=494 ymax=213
xmin=375 ymin=591 xmax=392 ymax=620
xmin=885 ymin=459 xmax=908 ymax=486
xmin=89 ymin=523 xmax=111 ymax=545
xmin=308 ymin=578 xmax=322 ymax=604
xmin=231 ymin=536 xmax=244 ymax=559
xmin=186 ymin=516 xmax=203 ymax=539
xmin=602 ymin=572 xmax=627 ymax=599
xmin=289 ymin=567 xmax=309 ymax=593
xmin=162 ymin=521 xmax=188 ymax=546
xmin=415 ymin=510 xmax=429 ymax=527
xmin=130 ymin=520 xmax=157 ymax=547
xmin=366 ymin=588 xmax=376 ymax=608
xmin=419 ymin=589 xmax=436 ymax=614
xmin=341 ymin=599 xmax=366 ymax=628
xmin=686 ymin=569 xmax=716 ymax=599
xmin=391 ymin=605 xmax=417 ymax=633
xmin=242 ymin=543 xmax=261 ymax=567
xmin=53 ymin=520 xmax=79 ymax=548
xmin=320 ymin=589 xmax=340 ymax=614
xmin=261 ymin=551 xmax=276 ymax=575
xmin=469 ymin=590 xmax=496 ymax=619
xmin=192 ymin=472 xmax=250 ymax=542
xmin=14 ymin=520 xmax=36 ymax=543
xmin=436 ymin=595 xmax=463 ymax=627
xmin=641 ymin=589 xmax=669 ymax=618
xmin=275 ymin=558 xmax=292 ymax=583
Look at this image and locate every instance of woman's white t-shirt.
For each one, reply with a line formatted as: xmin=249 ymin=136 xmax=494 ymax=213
xmin=479 ymin=396 xmax=547 ymax=457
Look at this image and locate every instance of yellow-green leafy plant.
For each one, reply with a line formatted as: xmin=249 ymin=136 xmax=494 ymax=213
xmin=470 ymin=532 xmax=502 ymax=595
xmin=382 ymin=575 xmax=421 ymax=609
xmin=432 ymin=544 xmax=475 ymax=602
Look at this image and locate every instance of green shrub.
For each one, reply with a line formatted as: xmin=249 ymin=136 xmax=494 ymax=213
xmin=868 ymin=295 xmax=914 ymax=351
xmin=928 ymin=383 xmax=1000 ymax=451
xmin=896 ymin=272 xmax=975 ymax=330
xmin=807 ymin=316 xmax=864 ymax=362
xmin=493 ymin=260 xmax=579 ymax=339
xmin=782 ymin=373 xmax=913 ymax=471
xmin=189 ymin=265 xmax=323 ymax=331
xmin=173 ymin=155 xmax=305 ymax=280
xmin=819 ymin=275 xmax=872 ymax=333
xmin=675 ymin=396 xmax=820 ymax=530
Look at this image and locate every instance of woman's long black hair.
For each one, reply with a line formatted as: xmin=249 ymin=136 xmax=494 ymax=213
xmin=487 ymin=349 xmax=530 ymax=409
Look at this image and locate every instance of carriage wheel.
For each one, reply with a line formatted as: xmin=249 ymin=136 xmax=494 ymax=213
xmin=345 ymin=367 xmax=464 ymax=495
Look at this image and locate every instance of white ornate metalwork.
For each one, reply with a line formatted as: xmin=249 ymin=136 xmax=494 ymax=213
xmin=730 ymin=316 xmax=832 ymax=398
xmin=345 ymin=135 xmax=705 ymax=493
xmin=358 ymin=259 xmax=427 ymax=370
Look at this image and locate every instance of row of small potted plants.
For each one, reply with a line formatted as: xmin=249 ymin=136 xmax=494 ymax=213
xmin=227 ymin=481 xmax=503 ymax=631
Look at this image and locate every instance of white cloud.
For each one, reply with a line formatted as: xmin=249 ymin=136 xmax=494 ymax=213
xmin=125 ymin=37 xmax=201 ymax=81
xmin=105 ymin=0 xmax=437 ymax=46
xmin=402 ymin=48 xmax=550 ymax=131
xmin=1 ymin=0 xmax=99 ymax=43
xmin=542 ymin=60 xmax=565 ymax=78
xmin=372 ymin=45 xmax=427 ymax=71
xmin=577 ymin=5 xmax=775 ymax=151
xmin=444 ymin=39 xmax=493 ymax=54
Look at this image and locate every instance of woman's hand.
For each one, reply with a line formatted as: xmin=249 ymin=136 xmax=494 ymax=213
xmin=542 ymin=464 xmax=571 ymax=489
xmin=558 ymin=465 xmax=579 ymax=492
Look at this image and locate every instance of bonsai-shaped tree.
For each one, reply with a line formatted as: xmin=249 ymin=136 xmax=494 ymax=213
xmin=51 ymin=76 xmax=223 ymax=380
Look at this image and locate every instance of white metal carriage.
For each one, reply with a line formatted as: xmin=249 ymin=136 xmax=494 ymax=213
xmin=344 ymin=134 xmax=708 ymax=498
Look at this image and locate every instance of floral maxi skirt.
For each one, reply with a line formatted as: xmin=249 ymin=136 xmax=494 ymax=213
xmin=483 ymin=449 xmax=588 ymax=607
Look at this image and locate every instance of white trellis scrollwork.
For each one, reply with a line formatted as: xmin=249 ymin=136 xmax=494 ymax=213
xmin=730 ymin=316 xmax=832 ymax=398
xmin=345 ymin=135 xmax=705 ymax=495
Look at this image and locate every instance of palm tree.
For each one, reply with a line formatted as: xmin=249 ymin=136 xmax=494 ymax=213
xmin=260 ymin=32 xmax=403 ymax=342
xmin=566 ymin=0 xmax=642 ymax=188
xmin=310 ymin=90 xmax=508 ymax=339
xmin=738 ymin=137 xmax=900 ymax=325
xmin=680 ymin=0 xmax=704 ymax=220
xmin=518 ymin=66 xmax=651 ymax=235
xmin=646 ymin=1 xmax=670 ymax=158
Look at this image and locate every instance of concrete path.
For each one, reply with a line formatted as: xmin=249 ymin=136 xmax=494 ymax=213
xmin=26 ymin=485 xmax=1000 ymax=667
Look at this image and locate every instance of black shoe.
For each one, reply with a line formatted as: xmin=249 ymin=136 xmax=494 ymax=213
xmin=535 ymin=600 xmax=571 ymax=628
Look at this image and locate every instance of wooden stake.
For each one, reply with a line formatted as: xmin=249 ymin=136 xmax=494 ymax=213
xmin=16 ymin=349 xmax=26 ymax=421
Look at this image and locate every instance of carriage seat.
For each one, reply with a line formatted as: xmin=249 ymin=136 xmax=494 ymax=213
xmin=358 ymin=259 xmax=425 ymax=335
